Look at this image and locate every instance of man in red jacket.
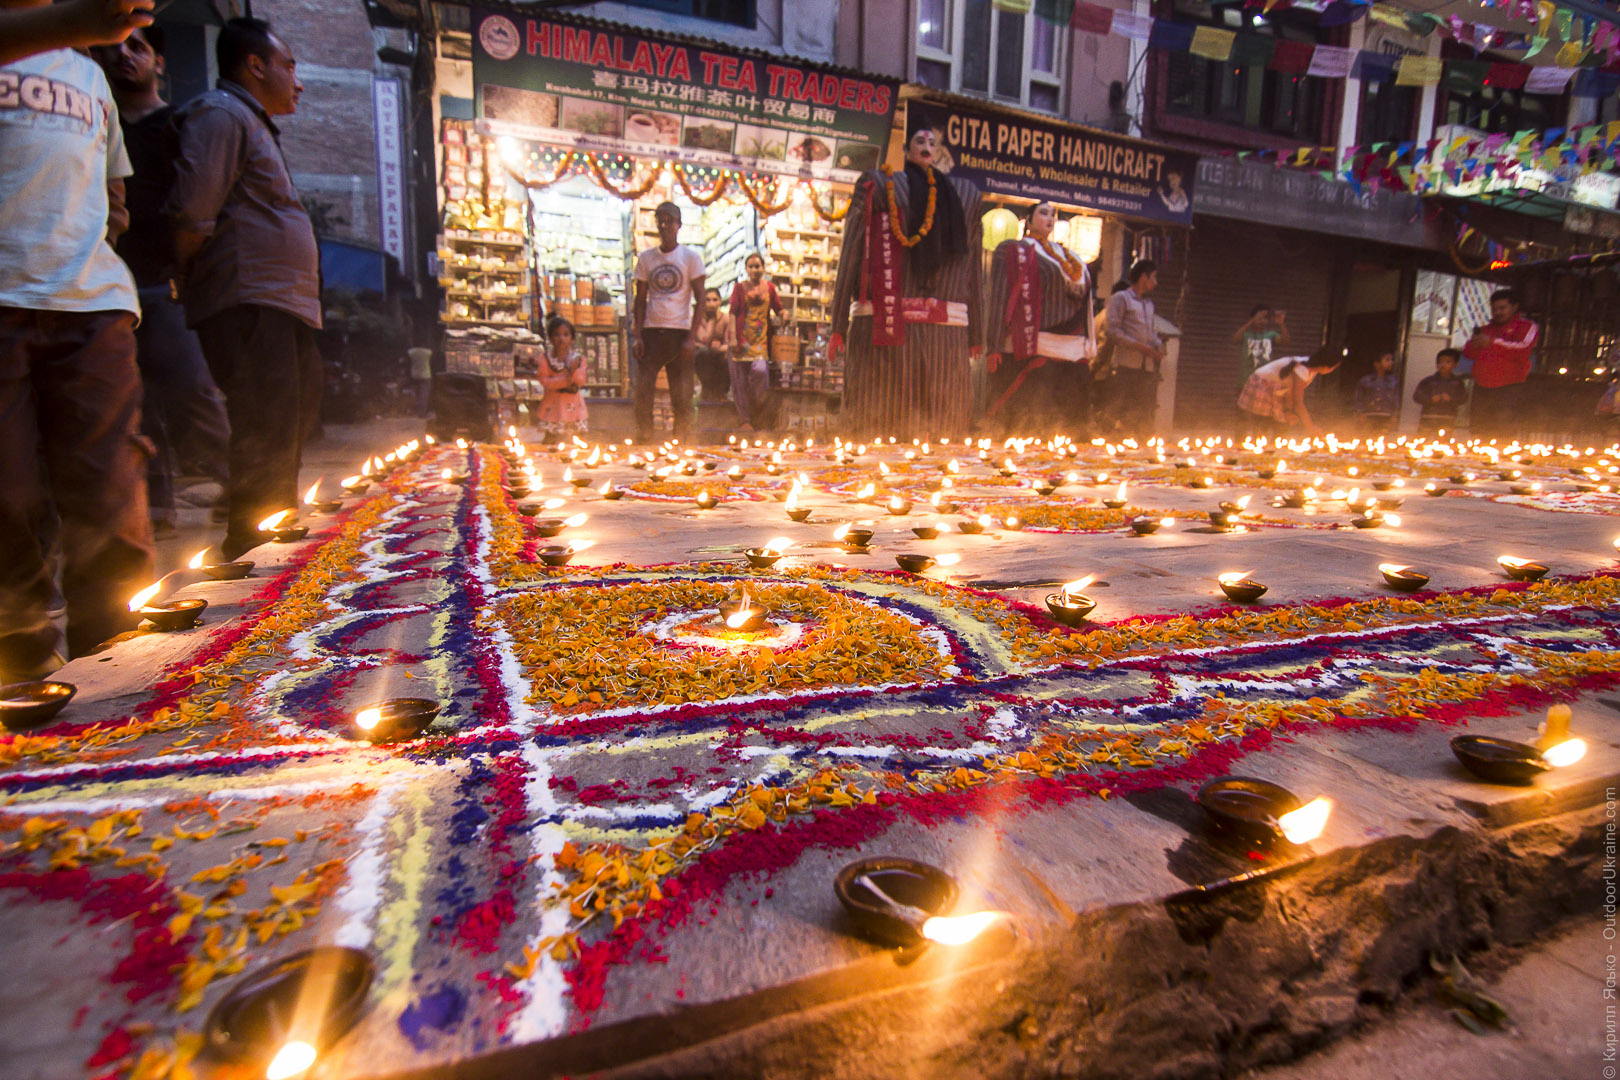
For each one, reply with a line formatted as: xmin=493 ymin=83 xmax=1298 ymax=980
xmin=1461 ymin=288 xmax=1538 ymax=439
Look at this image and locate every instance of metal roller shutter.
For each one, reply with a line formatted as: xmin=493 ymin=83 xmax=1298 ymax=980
xmin=1173 ymin=218 xmax=1339 ymax=434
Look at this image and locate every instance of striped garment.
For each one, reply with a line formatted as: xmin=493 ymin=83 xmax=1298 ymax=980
xmin=984 ymin=238 xmax=1096 ymax=358
xmin=832 ymin=167 xmax=983 ymax=439
xmin=982 ymin=238 xmax=1096 ymax=432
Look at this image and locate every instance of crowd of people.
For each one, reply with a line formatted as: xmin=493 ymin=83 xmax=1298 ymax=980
xmin=2 ymin=12 xmax=320 ymax=683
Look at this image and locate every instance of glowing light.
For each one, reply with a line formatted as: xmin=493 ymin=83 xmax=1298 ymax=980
xmin=128 ymin=582 xmax=161 ymax=612
xmin=1217 ymin=571 xmax=1254 ymax=587
xmin=257 ymin=509 xmax=292 ymax=532
xmin=920 ymin=911 xmax=1002 ymax=945
xmin=763 ymin=536 xmax=793 ymax=555
xmin=563 ymin=513 xmax=587 ymax=528
xmin=1498 ymin=555 xmax=1538 ymax=571
xmin=1543 ymin=738 xmax=1588 ymax=768
xmin=1276 ymin=796 xmax=1332 ymax=844
xmin=543 ymin=498 xmax=566 ymax=510
xmin=977 ymin=514 xmax=993 ymax=529
xmin=935 ymin=553 xmax=962 ymax=566
xmin=303 ymin=480 xmax=320 ymax=505
xmin=265 ymin=1040 xmax=318 ymax=1080
xmin=833 ymin=523 xmax=852 ymax=541
xmin=857 ymin=482 xmax=876 ymax=499
xmin=187 ymin=549 xmax=209 ymax=571
xmin=1061 ymin=575 xmax=1095 ymax=603
xmin=354 ymin=708 xmax=381 ymax=731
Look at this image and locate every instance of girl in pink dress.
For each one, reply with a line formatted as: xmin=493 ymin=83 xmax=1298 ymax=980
xmin=535 ymin=316 xmax=588 ymax=441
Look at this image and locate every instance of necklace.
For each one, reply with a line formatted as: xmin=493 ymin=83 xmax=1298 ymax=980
xmin=880 ymin=164 xmax=936 ymax=248
xmin=1035 ymin=238 xmax=1086 ymax=284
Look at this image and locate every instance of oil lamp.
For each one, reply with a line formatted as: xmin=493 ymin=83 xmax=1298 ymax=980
xmin=895 ymin=553 xmax=936 ymax=574
xmin=957 ymin=515 xmax=992 ymax=535
xmin=1188 ymin=475 xmax=1213 ymax=489
xmin=204 ymin=946 xmax=373 ymax=1072
xmin=258 ymin=509 xmax=307 ymax=543
xmin=0 ymin=680 xmax=76 ymax=731
xmin=718 ymin=590 xmax=768 ymax=632
xmin=1509 ymin=481 xmax=1542 ymax=495
xmin=833 ymin=523 xmax=873 ymax=550
xmin=1378 ymin=563 xmax=1430 ymax=592
xmin=744 ymin=537 xmax=794 ymax=569
xmin=694 ymin=490 xmax=717 ymax=510
xmin=1102 ymin=481 xmax=1128 ymax=509
xmin=353 ymin=698 xmax=440 ymax=741
xmin=834 ymin=856 xmax=1002 ymax=948
xmin=188 ymin=548 xmax=253 ymax=581
xmin=1423 ymin=482 xmax=1447 ymax=497
xmin=887 ymin=495 xmax=912 ymax=515
xmin=1497 ymin=555 xmax=1549 ymax=582
xmin=1034 ymin=481 xmax=1057 ymax=497
xmin=1450 ymin=734 xmax=1586 ymax=784
xmin=129 ymin=581 xmax=207 ymax=631
xmin=1002 ymin=515 xmax=1023 ymax=532
xmin=912 ymin=523 xmax=941 ymax=539
xmin=1217 ymin=571 xmax=1266 ymax=604
xmin=599 ymin=481 xmax=624 ymax=501
xmin=1197 ymin=778 xmax=1331 ymax=846
xmin=538 ymin=539 xmax=593 ymax=567
xmin=339 ymin=474 xmax=369 ymax=495
xmin=303 ymin=480 xmax=341 ymax=515
xmin=1131 ymin=516 xmax=1173 ymax=535
xmin=1045 ymin=575 xmax=1096 ymax=626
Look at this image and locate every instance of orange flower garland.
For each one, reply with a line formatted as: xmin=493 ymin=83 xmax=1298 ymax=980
xmin=512 ymin=149 xmax=577 ymax=190
xmin=672 ymin=164 xmax=731 ymax=206
xmin=735 ymin=171 xmax=795 ymax=214
xmin=803 ymin=179 xmax=853 ymax=222
xmin=586 ymin=154 xmax=666 ymax=199
xmin=881 ymin=163 xmax=936 ymax=248
xmin=1035 ymin=237 xmax=1087 ymax=283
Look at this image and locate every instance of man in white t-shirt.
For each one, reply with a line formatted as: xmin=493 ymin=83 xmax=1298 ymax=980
xmin=631 ymin=201 xmax=705 ymax=443
xmin=0 ymin=39 xmax=152 ymax=681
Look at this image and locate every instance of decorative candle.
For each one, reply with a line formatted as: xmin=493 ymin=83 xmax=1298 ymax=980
xmin=1497 ymin=555 xmax=1550 ymax=581
xmin=1045 ymin=575 xmax=1097 ymax=626
xmin=1217 ymin=571 xmax=1267 ymax=603
xmin=1102 ymin=481 xmax=1128 ymax=509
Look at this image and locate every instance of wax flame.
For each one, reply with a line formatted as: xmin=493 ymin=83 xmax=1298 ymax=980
xmin=1217 ymin=571 xmax=1254 ymax=586
xmin=1062 ymin=575 xmax=1095 ymax=602
xmin=563 ymin=513 xmax=587 ymax=528
xmin=265 ymin=1040 xmax=318 ymax=1079
xmin=1277 ymin=796 xmax=1332 ymax=845
xmin=258 ymin=509 xmax=292 ymax=532
xmin=187 ymin=549 xmax=209 ymax=571
xmin=920 ymin=911 xmax=1002 ymax=946
xmin=354 ymin=708 xmax=381 ymax=731
xmin=303 ymin=480 xmax=320 ymax=505
xmin=1543 ymin=738 xmax=1588 ymax=768
xmin=128 ymin=582 xmax=161 ymax=612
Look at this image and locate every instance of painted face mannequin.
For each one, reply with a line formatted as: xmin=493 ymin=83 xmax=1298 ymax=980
xmin=1027 ymin=202 xmax=1056 ymax=242
xmin=905 ymin=129 xmax=937 ymax=170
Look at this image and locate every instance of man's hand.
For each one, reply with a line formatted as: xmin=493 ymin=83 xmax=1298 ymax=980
xmin=61 ymin=0 xmax=153 ymax=46
xmin=630 ymin=335 xmax=644 ymax=361
xmin=0 ymin=0 xmax=152 ymax=65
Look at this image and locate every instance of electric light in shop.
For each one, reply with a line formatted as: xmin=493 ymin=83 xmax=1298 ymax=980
xmin=1069 ymin=215 xmax=1103 ymax=263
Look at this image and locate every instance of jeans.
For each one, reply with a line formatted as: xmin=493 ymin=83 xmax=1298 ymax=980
xmin=194 ymin=305 xmax=322 ymax=559
xmin=135 ymin=286 xmax=229 ymax=523
xmin=0 ymin=307 xmax=153 ymax=674
xmin=633 ymin=328 xmax=694 ymax=443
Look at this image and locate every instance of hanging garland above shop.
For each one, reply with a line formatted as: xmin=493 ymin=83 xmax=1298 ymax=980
xmin=672 ymin=164 xmax=731 ymax=207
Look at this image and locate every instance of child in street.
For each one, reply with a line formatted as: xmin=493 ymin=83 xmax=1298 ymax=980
xmin=1412 ymin=349 xmax=1469 ymax=433
xmin=535 ymin=316 xmax=587 ymax=442
xmin=1353 ymin=352 xmax=1400 ymax=433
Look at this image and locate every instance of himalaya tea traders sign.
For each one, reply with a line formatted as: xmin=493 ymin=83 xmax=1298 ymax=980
xmin=929 ymin=97 xmax=1197 ymax=226
xmin=472 ymin=9 xmax=897 ymax=182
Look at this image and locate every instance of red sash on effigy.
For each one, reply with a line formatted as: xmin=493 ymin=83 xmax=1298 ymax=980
xmin=864 ymin=183 xmax=904 ymax=347
xmin=1004 ymin=240 xmax=1041 ymax=361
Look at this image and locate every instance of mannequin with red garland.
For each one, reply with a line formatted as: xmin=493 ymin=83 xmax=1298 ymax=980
xmin=984 ymin=200 xmax=1096 ymax=437
xmin=830 ymin=104 xmax=983 ymax=439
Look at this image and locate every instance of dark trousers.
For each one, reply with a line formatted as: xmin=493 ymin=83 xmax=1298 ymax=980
xmin=633 ymin=328 xmax=694 ymax=442
xmin=693 ymin=345 xmax=729 ymax=402
xmin=1095 ymin=366 xmax=1158 ymax=438
xmin=1469 ymin=383 xmax=1517 ymax=438
xmin=194 ymin=305 xmax=322 ymax=559
xmin=0 ymin=307 xmax=153 ymax=675
xmin=135 ymin=287 xmax=229 ymax=522
xmin=985 ymin=356 xmax=1090 ymax=438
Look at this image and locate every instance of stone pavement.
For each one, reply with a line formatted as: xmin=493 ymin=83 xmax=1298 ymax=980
xmin=2 ymin=428 xmax=1617 ymax=1079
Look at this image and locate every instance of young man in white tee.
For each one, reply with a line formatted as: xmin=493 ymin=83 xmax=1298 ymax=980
xmin=0 ymin=23 xmax=153 ymax=681
xmin=631 ymin=201 xmax=705 ymax=444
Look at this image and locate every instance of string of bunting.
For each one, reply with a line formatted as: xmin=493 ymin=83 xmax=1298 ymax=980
xmin=1051 ymin=0 xmax=1620 ymax=97
xmin=506 ymin=150 xmax=854 ymax=223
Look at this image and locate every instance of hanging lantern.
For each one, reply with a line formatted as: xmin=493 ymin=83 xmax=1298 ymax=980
xmin=1070 ymin=215 xmax=1103 ymax=263
xmin=982 ymin=206 xmax=1021 ymax=251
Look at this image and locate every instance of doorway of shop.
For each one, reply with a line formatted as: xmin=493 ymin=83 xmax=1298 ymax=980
xmin=1340 ymin=265 xmax=1406 ymax=432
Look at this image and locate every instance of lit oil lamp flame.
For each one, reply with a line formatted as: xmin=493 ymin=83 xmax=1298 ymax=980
xmin=920 ymin=910 xmax=1002 ymax=946
xmin=696 ymin=490 xmax=715 ymax=508
xmin=786 ymin=485 xmax=800 ymax=511
xmin=857 ymin=482 xmax=876 ymax=499
xmin=542 ymin=498 xmax=566 ymax=510
xmin=456 ymin=438 xmax=467 ymax=449
xmin=1115 ymin=481 xmax=1128 ymax=501
xmin=1381 ymin=513 xmax=1402 ymax=527
xmin=725 ymin=592 xmax=753 ymax=630
xmin=563 ymin=513 xmax=587 ymax=528
xmin=599 ymin=480 xmax=612 ymax=495
xmin=1543 ymin=737 xmax=1588 ymax=768
xmin=1217 ymin=571 xmax=1254 ymax=587
xmin=1276 ymin=796 xmax=1332 ymax=844
xmin=946 ymin=458 xmax=960 ymax=473
xmin=935 ymin=553 xmax=961 ymax=566
xmin=727 ymin=465 xmax=742 ymax=478
xmin=1160 ymin=517 xmax=1175 ymax=527
xmin=1004 ymin=515 xmax=1020 ymax=529
xmin=354 ymin=707 xmax=381 ymax=731
xmin=1498 ymin=555 xmax=1536 ymax=571
xmin=1276 ymin=459 xmax=1286 ymax=473
xmin=763 ymin=536 xmax=793 ymax=556
xmin=833 ymin=523 xmax=852 ymax=541
xmin=187 ymin=549 xmax=209 ymax=571
xmin=258 ymin=509 xmax=292 ymax=532
xmin=341 ymin=474 xmax=362 ymax=488
xmin=976 ymin=514 xmax=992 ymax=529
xmin=441 ymin=467 xmax=452 ymax=480
xmin=128 ymin=581 xmax=162 ymax=612
xmin=568 ymin=539 xmax=596 ymax=553
xmin=563 ymin=467 xmax=574 ymax=482
xmin=879 ymin=461 xmax=891 ymax=475
xmin=1061 ymin=575 xmax=1096 ymax=603
xmin=1378 ymin=563 xmax=1415 ymax=576
xmin=889 ymin=495 xmax=906 ymax=512
xmin=303 ymin=480 xmax=321 ymax=505
xmin=265 ymin=1039 xmax=318 ymax=1080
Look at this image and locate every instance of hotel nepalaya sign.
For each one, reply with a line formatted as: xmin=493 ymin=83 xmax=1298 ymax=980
xmin=930 ymin=99 xmax=1197 ymax=225
xmin=471 ymin=9 xmax=897 ymax=183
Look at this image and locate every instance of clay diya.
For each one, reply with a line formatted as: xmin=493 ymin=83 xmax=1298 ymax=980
xmin=1196 ymin=777 xmax=1323 ymax=846
xmin=717 ymin=596 xmax=769 ymax=632
xmin=895 ymin=553 xmax=936 ymax=575
xmin=1045 ymin=576 xmax=1096 ymax=626
xmin=1449 ymin=735 xmax=1550 ymax=784
xmin=1131 ymin=517 xmax=1171 ymax=535
xmin=537 ymin=545 xmax=577 ymax=567
xmin=1217 ymin=572 xmax=1267 ymax=604
xmin=911 ymin=524 xmax=941 ymax=540
xmin=834 ymin=856 xmax=959 ymax=947
xmin=0 ymin=680 xmax=76 ymax=731
xmin=140 ymin=599 xmax=208 ymax=631
xmin=352 ymin=698 xmax=440 ymax=742
xmin=204 ymin=946 xmax=374 ymax=1069
xmin=1497 ymin=555 xmax=1549 ymax=582
xmin=1378 ymin=563 xmax=1430 ymax=592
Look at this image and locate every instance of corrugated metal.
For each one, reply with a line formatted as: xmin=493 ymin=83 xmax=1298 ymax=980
xmin=1172 ymin=217 xmax=1338 ymax=434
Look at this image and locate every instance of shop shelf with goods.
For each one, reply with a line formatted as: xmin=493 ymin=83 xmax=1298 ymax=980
xmin=435 ymin=225 xmax=532 ymax=329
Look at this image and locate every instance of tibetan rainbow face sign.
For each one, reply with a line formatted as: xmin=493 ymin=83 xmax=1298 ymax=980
xmin=3 ymin=433 xmax=1619 ymax=1076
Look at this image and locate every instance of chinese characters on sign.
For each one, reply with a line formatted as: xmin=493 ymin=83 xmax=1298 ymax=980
xmin=471 ymin=9 xmax=897 ymax=182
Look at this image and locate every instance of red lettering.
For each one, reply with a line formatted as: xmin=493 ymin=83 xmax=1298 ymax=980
xmin=855 ymin=82 xmax=873 ymax=112
xmin=524 ymin=19 xmax=545 ymax=56
xmin=564 ymin=27 xmax=591 ymax=64
xmin=793 ymin=72 xmax=819 ymax=102
xmin=651 ymin=42 xmax=674 ymax=77
xmin=766 ymin=64 xmax=789 ymax=97
xmin=630 ymin=42 xmax=654 ymax=75
xmin=781 ymin=69 xmax=804 ymax=101
xmin=734 ymin=60 xmax=757 ymax=93
xmin=820 ymin=73 xmax=841 ymax=106
xmin=667 ymin=50 xmax=691 ymax=81
xmin=594 ymin=35 xmax=615 ymax=69
xmin=839 ymin=78 xmax=858 ymax=110
xmin=700 ymin=52 xmax=724 ymax=83
xmin=872 ymin=85 xmax=891 ymax=114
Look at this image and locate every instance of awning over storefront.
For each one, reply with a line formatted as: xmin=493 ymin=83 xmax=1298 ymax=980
xmin=467 ymin=6 xmax=898 ymax=184
xmin=915 ymin=91 xmax=1197 ymax=226
xmin=1193 ymin=157 xmax=1438 ymax=249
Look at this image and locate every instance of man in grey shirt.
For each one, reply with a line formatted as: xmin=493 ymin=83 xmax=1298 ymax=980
xmin=166 ymin=17 xmax=320 ymax=559
xmin=1101 ymin=258 xmax=1165 ymax=438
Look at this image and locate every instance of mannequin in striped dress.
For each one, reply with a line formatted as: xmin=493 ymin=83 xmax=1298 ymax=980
xmin=831 ymin=106 xmax=983 ymax=440
xmin=985 ymin=201 xmax=1096 ymax=438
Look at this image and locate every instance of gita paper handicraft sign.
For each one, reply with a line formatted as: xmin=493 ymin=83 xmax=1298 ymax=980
xmin=472 ymin=8 xmax=898 ymax=183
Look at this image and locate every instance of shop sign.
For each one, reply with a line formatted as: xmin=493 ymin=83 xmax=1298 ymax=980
xmin=927 ymin=97 xmax=1197 ymax=225
xmin=1194 ymin=157 xmax=1430 ymax=247
xmin=372 ymin=77 xmax=406 ymax=267
xmin=470 ymin=8 xmax=897 ymax=182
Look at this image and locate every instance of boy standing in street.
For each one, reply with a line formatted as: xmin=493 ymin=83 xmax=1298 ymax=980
xmin=0 ymin=8 xmax=152 ymax=680
xmin=631 ymin=201 xmax=704 ymax=444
